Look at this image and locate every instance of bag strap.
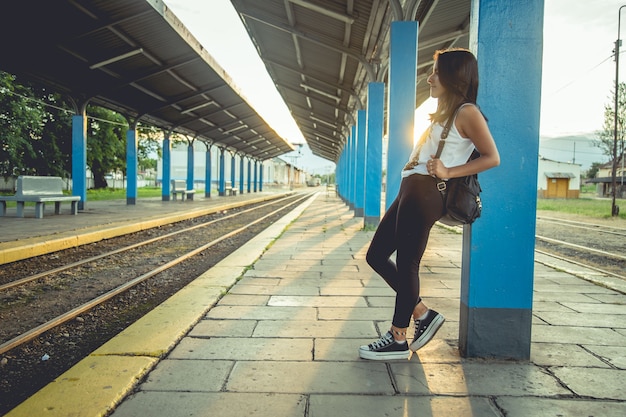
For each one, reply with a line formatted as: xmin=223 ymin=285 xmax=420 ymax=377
xmin=434 ymin=104 xmax=466 ymax=158
xmin=434 ymin=104 xmax=471 ymax=193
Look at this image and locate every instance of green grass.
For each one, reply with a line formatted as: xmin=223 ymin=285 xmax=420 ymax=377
xmin=85 ymin=187 xmax=165 ymax=200
xmin=536 ymin=196 xmax=626 ymax=219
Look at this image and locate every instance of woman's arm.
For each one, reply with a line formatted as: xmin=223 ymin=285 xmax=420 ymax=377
xmin=432 ymin=105 xmax=500 ymax=179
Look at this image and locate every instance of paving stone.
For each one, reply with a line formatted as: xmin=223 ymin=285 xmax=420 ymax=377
xmin=551 ymin=367 xmax=626 ymax=400
xmin=308 ymin=394 xmax=500 ymax=417
xmin=268 ymin=295 xmax=367 ymax=307
xmin=189 ymin=318 xmax=257 ymax=337
xmin=391 ymin=362 xmax=570 ymax=396
xmin=582 ymin=345 xmax=626 ymax=369
xmin=112 ymin=392 xmax=307 ymax=417
xmin=227 ymin=361 xmax=396 ymax=394
xmin=206 ymin=305 xmax=318 ymax=321
xmin=530 ymin=343 xmax=611 ymax=367
xmin=253 ymin=319 xmax=375 ymax=338
xmin=497 ymin=397 xmax=626 ymax=417
xmin=532 ymin=324 xmax=626 ymax=345
xmin=168 ymin=336 xmax=313 ymax=361
xmin=140 ymin=359 xmax=232 ymax=391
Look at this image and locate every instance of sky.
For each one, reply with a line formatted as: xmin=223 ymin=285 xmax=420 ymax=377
xmin=165 ymin=0 xmax=626 ymax=172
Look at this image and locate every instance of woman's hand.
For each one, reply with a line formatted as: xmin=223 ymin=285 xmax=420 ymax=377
xmin=427 ymin=157 xmax=449 ymax=179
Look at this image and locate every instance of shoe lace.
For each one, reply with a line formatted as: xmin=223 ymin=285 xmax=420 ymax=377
xmin=370 ymin=332 xmax=393 ymax=349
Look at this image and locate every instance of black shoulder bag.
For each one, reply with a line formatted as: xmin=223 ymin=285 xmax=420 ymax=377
xmin=434 ymin=111 xmax=482 ymax=227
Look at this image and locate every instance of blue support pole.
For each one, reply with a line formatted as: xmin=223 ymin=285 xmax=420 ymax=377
xmin=253 ymin=160 xmax=258 ymax=192
xmin=386 ymin=21 xmax=418 ymax=210
xmin=219 ymin=148 xmax=226 ymax=196
xmin=364 ymin=82 xmax=384 ymax=227
xmin=259 ymin=162 xmax=264 ymax=191
xmin=354 ymin=110 xmax=366 ymax=217
xmin=349 ymin=125 xmax=357 ymax=210
xmin=205 ymin=145 xmax=212 ymax=198
xmin=186 ymin=142 xmax=194 ymax=200
xmin=459 ymin=0 xmax=544 ymax=360
xmin=230 ymin=153 xmax=236 ymax=188
xmin=126 ymin=128 xmax=138 ymax=205
xmin=71 ymin=113 xmax=87 ymax=210
xmin=239 ymin=156 xmax=244 ymax=194
xmin=247 ymin=159 xmax=252 ymax=193
xmin=162 ymin=133 xmax=171 ymax=201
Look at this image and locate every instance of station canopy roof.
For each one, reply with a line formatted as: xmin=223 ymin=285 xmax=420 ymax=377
xmin=0 ymin=0 xmax=294 ymax=160
xmin=230 ymin=0 xmax=470 ymax=162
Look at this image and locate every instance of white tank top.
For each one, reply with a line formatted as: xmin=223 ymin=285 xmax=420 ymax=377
xmin=401 ymin=104 xmax=476 ymax=179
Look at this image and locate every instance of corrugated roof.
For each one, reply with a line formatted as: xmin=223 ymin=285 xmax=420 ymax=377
xmin=0 ymin=0 xmax=294 ymax=160
xmin=230 ymin=0 xmax=470 ymax=162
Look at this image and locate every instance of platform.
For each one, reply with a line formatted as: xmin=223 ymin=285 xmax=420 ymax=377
xmin=4 ymin=192 xmax=626 ymax=417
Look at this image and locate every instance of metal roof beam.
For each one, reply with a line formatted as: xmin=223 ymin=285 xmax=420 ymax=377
xmin=286 ymin=0 xmax=356 ymax=24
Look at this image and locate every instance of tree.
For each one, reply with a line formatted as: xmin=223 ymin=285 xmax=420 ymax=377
xmin=596 ymin=82 xmax=626 ymax=163
xmin=0 ymin=71 xmax=45 ymax=179
xmin=87 ymin=106 xmax=127 ymax=189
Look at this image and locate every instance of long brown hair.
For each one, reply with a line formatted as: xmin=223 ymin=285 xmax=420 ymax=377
xmin=430 ymin=48 xmax=480 ymax=124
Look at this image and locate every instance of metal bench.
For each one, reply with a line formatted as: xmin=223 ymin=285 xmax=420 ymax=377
xmin=0 ymin=175 xmax=80 ymax=219
xmin=171 ymin=180 xmax=195 ymax=201
xmin=226 ymin=187 xmax=238 ymax=196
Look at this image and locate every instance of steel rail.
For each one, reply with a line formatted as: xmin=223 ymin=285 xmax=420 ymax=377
xmin=0 ymin=193 xmax=301 ymax=292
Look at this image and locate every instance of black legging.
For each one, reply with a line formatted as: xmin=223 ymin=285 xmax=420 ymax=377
xmin=366 ymin=174 xmax=445 ymax=328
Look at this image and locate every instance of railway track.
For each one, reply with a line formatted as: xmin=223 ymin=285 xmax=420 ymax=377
xmin=535 ymin=215 xmax=625 ymax=281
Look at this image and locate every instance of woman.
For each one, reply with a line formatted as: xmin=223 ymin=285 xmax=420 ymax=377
xmin=359 ymin=48 xmax=500 ymax=360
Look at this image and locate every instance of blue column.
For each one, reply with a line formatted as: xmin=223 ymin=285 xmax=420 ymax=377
xmin=247 ymin=159 xmax=252 ymax=193
xmin=239 ymin=156 xmax=244 ymax=194
xmin=71 ymin=113 xmax=87 ymax=210
xmin=230 ymin=153 xmax=236 ymax=188
xmin=186 ymin=142 xmax=194 ymax=200
xmin=364 ymin=82 xmax=384 ymax=227
xmin=338 ymin=150 xmax=346 ymax=201
xmin=205 ymin=146 xmax=212 ymax=198
xmin=386 ymin=21 xmax=418 ymax=209
xmin=219 ymin=148 xmax=226 ymax=196
xmin=349 ymin=125 xmax=357 ymax=210
xmin=459 ymin=0 xmax=544 ymax=360
xmin=354 ymin=110 xmax=366 ymax=217
xmin=259 ymin=162 xmax=264 ymax=191
xmin=126 ymin=128 xmax=138 ymax=205
xmin=253 ymin=160 xmax=258 ymax=192
xmin=162 ymin=133 xmax=171 ymax=201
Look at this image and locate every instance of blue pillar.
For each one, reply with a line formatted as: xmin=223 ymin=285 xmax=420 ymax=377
xmin=186 ymin=142 xmax=194 ymax=200
xmin=71 ymin=113 xmax=87 ymax=210
xmin=205 ymin=146 xmax=212 ymax=198
xmin=126 ymin=128 xmax=138 ymax=205
xmin=386 ymin=21 xmax=418 ymax=209
xmin=162 ymin=133 xmax=171 ymax=201
xmin=364 ymin=82 xmax=384 ymax=227
xmin=354 ymin=110 xmax=366 ymax=217
xmin=239 ymin=156 xmax=244 ymax=194
xmin=230 ymin=153 xmax=236 ymax=188
xmin=253 ymin=160 xmax=258 ymax=192
xmin=349 ymin=125 xmax=357 ymax=210
xmin=219 ymin=148 xmax=226 ymax=196
xmin=247 ymin=159 xmax=252 ymax=193
xmin=459 ymin=0 xmax=544 ymax=360
xmin=338 ymin=150 xmax=346 ymax=201
xmin=259 ymin=162 xmax=264 ymax=191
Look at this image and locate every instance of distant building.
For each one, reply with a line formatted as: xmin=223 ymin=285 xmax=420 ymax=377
xmin=586 ymin=154 xmax=625 ymax=198
xmin=537 ymin=157 xmax=581 ymax=199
